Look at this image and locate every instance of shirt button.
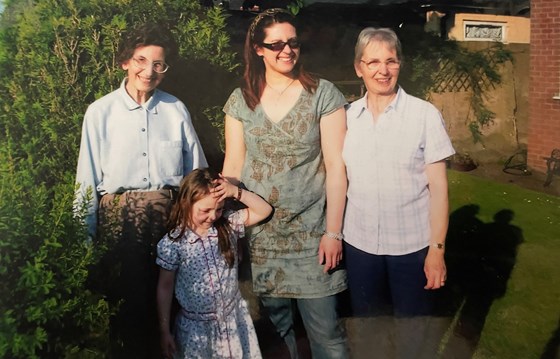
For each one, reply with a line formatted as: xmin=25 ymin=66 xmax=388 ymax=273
xmin=142 ymin=152 xmax=147 ymax=156
xmin=143 ymin=178 xmax=147 ymax=182
xmin=141 ymin=128 xmax=146 ymax=132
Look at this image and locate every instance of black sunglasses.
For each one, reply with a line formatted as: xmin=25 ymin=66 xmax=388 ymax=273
xmin=261 ymin=38 xmax=301 ymax=52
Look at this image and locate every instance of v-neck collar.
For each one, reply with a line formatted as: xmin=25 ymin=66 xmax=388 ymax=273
xmin=259 ymin=87 xmax=304 ymax=125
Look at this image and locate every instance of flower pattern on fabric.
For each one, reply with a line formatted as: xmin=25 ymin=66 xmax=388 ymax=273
xmin=223 ymin=79 xmax=348 ymax=298
xmin=156 ymin=210 xmax=261 ymax=359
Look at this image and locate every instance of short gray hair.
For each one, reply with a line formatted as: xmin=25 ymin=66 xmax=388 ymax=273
xmin=354 ymin=27 xmax=403 ymax=65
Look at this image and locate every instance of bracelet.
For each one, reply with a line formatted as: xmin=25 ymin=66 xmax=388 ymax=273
xmin=324 ymin=231 xmax=344 ymax=241
xmin=235 ymin=187 xmax=242 ymax=201
xmin=431 ymin=242 xmax=445 ymax=249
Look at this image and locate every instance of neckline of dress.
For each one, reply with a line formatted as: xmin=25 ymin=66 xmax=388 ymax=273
xmin=260 ymin=86 xmax=305 ymax=125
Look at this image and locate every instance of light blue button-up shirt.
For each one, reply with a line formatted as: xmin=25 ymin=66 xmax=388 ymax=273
xmin=75 ymin=80 xmax=208 ymax=235
xmin=342 ymin=87 xmax=455 ymax=255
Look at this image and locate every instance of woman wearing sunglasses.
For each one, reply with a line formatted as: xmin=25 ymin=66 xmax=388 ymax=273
xmin=222 ymin=8 xmax=348 ymax=359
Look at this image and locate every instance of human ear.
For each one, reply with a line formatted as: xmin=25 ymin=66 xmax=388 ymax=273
xmin=354 ymin=62 xmax=363 ymax=78
xmin=255 ymin=44 xmax=264 ymax=57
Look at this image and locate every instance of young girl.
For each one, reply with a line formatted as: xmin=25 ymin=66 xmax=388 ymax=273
xmin=156 ymin=168 xmax=272 ymax=359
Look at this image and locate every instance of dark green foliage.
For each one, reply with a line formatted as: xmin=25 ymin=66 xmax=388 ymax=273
xmin=0 ymin=0 xmax=239 ymax=357
xmin=0 ymin=153 xmax=112 ymax=358
xmin=287 ymin=0 xmax=305 ymax=15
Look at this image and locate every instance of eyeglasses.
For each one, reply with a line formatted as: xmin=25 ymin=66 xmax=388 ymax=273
xmin=261 ymin=38 xmax=301 ymax=52
xmin=360 ymin=59 xmax=400 ymax=71
xmin=132 ymin=57 xmax=169 ymax=74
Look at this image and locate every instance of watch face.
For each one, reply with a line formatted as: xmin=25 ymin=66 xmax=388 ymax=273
xmin=436 ymin=243 xmax=444 ymax=249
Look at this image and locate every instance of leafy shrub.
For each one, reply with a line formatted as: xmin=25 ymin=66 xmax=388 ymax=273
xmin=0 ymin=153 xmax=111 ymax=358
xmin=0 ymin=0 xmax=239 ymax=356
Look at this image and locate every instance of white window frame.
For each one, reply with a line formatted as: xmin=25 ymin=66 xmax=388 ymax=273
xmin=463 ymin=21 xmax=506 ymax=42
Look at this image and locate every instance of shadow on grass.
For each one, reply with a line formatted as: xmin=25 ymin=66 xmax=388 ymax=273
xmin=441 ymin=205 xmax=524 ymax=357
xmin=540 ymin=317 xmax=560 ymax=359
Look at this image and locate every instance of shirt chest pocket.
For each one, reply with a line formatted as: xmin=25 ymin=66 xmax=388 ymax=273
xmin=158 ymin=141 xmax=183 ymax=177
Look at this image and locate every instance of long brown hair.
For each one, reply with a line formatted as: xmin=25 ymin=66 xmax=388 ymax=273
xmin=242 ymin=8 xmax=318 ymax=111
xmin=167 ymin=168 xmax=235 ymax=268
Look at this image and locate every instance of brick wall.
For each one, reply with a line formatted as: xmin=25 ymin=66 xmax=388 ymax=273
xmin=527 ymin=0 xmax=560 ymax=172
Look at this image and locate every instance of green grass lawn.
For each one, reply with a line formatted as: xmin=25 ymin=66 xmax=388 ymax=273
xmin=447 ymin=170 xmax=560 ymax=359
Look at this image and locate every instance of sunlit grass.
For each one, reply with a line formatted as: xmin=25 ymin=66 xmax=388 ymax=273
xmin=448 ymin=170 xmax=560 ymax=359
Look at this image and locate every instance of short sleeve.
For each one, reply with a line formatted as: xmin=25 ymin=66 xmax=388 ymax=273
xmin=316 ymin=80 xmax=347 ymax=117
xmin=156 ymin=235 xmax=180 ymax=271
xmin=424 ymin=104 xmax=455 ymax=164
xmin=223 ymin=88 xmax=245 ymax=121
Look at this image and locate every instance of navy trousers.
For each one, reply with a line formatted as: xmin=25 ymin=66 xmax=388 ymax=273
xmin=344 ymin=242 xmax=435 ymax=317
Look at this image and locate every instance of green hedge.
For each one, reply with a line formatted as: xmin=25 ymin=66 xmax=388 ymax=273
xmin=0 ymin=0 xmax=239 ymax=357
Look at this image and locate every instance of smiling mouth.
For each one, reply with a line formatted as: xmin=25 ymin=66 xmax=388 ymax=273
xmin=278 ymin=57 xmax=293 ymax=62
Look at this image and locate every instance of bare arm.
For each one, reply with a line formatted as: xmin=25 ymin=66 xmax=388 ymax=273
xmin=318 ymin=107 xmax=348 ymax=273
xmin=424 ymin=160 xmax=449 ymax=290
xmin=157 ymin=268 xmax=177 ymax=358
xmin=214 ymin=176 xmax=273 ymax=226
xmin=222 ymin=114 xmax=246 ymax=185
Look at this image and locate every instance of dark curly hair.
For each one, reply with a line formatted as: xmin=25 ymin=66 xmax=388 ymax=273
xmin=117 ymin=23 xmax=178 ymax=66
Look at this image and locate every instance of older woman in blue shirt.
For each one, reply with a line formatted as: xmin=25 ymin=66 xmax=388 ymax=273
xmin=75 ymin=23 xmax=207 ymax=359
xmin=343 ymin=28 xmax=455 ymax=357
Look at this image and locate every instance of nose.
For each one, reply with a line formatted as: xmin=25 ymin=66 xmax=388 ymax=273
xmin=143 ymin=64 xmax=155 ymax=76
xmin=281 ymin=42 xmax=294 ymax=53
xmin=376 ymin=62 xmax=392 ymax=75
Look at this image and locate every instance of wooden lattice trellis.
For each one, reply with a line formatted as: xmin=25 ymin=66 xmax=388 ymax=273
xmin=431 ymin=57 xmax=498 ymax=93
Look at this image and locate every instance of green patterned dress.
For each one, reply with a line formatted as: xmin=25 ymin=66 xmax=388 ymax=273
xmin=223 ymin=79 xmax=347 ymax=298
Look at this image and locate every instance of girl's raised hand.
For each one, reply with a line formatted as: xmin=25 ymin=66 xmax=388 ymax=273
xmin=213 ymin=174 xmax=239 ymax=202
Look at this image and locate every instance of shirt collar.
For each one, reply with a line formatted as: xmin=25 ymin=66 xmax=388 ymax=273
xmin=346 ymin=93 xmax=368 ymax=119
xmin=347 ymin=86 xmax=406 ymax=119
xmin=392 ymin=86 xmax=405 ymax=113
xmin=119 ymin=78 xmax=159 ymax=114
xmin=183 ymin=226 xmax=218 ymax=244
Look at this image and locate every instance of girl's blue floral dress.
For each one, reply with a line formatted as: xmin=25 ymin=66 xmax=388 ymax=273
xmin=157 ymin=210 xmax=261 ymax=359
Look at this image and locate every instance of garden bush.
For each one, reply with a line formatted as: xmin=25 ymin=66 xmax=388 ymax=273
xmin=0 ymin=154 xmax=111 ymax=358
xmin=0 ymin=0 xmax=239 ymax=357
